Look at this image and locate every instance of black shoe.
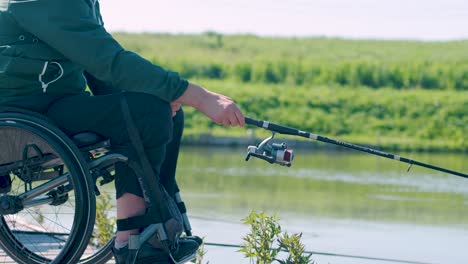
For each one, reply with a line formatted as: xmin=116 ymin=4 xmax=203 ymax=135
xmin=185 ymin=235 xmax=203 ymax=246
xmin=169 ymin=238 xmax=199 ymax=263
xmin=112 ymin=245 xmax=135 ymax=264
xmin=112 ymin=238 xmax=199 ymax=264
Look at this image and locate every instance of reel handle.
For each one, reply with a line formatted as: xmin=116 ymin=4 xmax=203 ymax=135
xmin=245 ymin=151 xmax=276 ymax=164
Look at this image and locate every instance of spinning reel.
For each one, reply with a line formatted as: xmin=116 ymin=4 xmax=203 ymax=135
xmin=245 ymin=133 xmax=294 ymax=167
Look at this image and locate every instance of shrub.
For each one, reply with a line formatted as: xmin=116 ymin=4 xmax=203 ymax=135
xmin=239 ymin=211 xmax=314 ymax=264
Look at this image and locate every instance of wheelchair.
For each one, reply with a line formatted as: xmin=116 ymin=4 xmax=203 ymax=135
xmin=0 ymin=107 xmax=195 ymax=264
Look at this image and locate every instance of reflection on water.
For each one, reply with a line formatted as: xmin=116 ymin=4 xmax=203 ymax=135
xmin=175 ymin=146 xmax=468 ymax=263
xmin=177 ymin=146 xmax=468 ymax=226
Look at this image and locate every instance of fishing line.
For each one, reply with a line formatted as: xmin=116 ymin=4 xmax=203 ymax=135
xmin=190 ymin=216 xmax=437 ymax=264
xmin=203 ymin=242 xmax=436 ymax=264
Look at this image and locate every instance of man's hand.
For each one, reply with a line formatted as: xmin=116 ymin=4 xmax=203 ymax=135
xmin=174 ymin=83 xmax=245 ymax=127
xmin=171 ymin=102 xmax=181 ymax=117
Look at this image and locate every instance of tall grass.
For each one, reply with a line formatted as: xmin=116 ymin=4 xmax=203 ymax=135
xmin=114 ymin=33 xmax=468 ymax=90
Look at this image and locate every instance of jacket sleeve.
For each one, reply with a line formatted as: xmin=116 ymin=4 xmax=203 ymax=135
xmin=7 ymin=0 xmax=188 ymax=102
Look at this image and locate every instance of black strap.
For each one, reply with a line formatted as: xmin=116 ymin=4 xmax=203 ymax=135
xmin=116 ymin=212 xmax=163 ymax=231
xmin=177 ymin=202 xmax=187 ymax=214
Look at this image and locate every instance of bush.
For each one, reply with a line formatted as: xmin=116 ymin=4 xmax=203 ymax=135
xmin=235 ymin=63 xmax=253 ymax=82
xmin=239 ymin=211 xmax=314 ymax=264
xmin=202 ymin=64 xmax=225 ymax=79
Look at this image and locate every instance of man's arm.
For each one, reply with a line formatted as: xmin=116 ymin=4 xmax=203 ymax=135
xmin=8 ymin=0 xmax=187 ymax=102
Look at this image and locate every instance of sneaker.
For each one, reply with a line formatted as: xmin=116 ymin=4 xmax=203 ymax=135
xmin=168 ymin=238 xmax=199 ymax=263
xmin=112 ymin=237 xmax=200 ymax=264
xmin=184 ymin=235 xmax=203 ymax=246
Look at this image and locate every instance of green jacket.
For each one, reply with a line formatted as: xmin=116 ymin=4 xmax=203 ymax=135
xmin=0 ymin=0 xmax=188 ymax=105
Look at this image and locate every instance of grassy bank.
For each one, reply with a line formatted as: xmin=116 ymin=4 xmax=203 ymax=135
xmin=182 ymin=79 xmax=467 ymax=152
xmin=112 ymin=33 xmax=467 ymax=152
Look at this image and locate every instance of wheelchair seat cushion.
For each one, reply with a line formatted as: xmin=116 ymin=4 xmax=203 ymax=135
xmin=71 ymin=132 xmax=105 ymax=148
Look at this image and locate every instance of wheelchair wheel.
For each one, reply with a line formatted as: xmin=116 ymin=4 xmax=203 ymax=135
xmin=0 ymin=113 xmax=96 ymax=264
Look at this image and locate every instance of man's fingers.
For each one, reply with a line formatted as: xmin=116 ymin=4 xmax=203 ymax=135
xmin=171 ymin=103 xmax=181 ymax=112
xmin=234 ymin=109 xmax=245 ymax=127
xmin=170 ymin=103 xmax=180 ymax=117
xmin=227 ymin=112 xmax=238 ymax=126
xmin=222 ymin=119 xmax=230 ymax=126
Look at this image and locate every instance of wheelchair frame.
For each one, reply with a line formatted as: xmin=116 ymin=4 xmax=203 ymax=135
xmin=0 ymin=108 xmax=196 ymax=264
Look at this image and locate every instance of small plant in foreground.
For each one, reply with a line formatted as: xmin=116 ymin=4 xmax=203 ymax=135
xmin=94 ymin=193 xmax=115 ymax=247
xmin=193 ymin=237 xmax=209 ymax=264
xmin=239 ymin=211 xmax=314 ymax=264
xmin=277 ymin=233 xmax=313 ymax=264
xmin=239 ymin=211 xmax=282 ymax=263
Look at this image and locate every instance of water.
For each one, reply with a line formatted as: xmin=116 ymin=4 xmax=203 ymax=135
xmin=173 ymin=146 xmax=468 ymax=264
xmin=95 ymin=146 xmax=467 ymax=263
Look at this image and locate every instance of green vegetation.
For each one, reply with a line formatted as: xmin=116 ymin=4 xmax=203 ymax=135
xmin=277 ymin=233 xmax=313 ymax=264
xmin=94 ymin=193 xmax=115 ymax=247
xmin=114 ymin=33 xmax=467 ymax=152
xmin=183 ymin=80 xmax=467 ymax=152
xmin=240 ymin=211 xmax=282 ymax=263
xmin=115 ymin=33 xmax=468 ymax=90
xmin=193 ymin=237 xmax=209 ymax=264
xmin=239 ymin=211 xmax=313 ymax=264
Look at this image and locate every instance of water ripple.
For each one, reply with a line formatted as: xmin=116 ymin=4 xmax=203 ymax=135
xmin=183 ymin=166 xmax=468 ymax=195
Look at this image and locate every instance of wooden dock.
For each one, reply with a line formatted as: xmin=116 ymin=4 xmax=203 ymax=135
xmin=0 ymin=234 xmax=117 ymax=263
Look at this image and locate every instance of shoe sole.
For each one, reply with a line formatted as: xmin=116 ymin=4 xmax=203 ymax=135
xmin=137 ymin=256 xmax=171 ymax=264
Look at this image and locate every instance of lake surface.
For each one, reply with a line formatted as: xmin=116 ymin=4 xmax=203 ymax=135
xmin=173 ymin=146 xmax=467 ymax=264
xmin=95 ymin=145 xmax=467 ymax=263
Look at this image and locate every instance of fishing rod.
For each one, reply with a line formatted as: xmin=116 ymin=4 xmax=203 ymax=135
xmin=244 ymin=117 xmax=467 ymax=179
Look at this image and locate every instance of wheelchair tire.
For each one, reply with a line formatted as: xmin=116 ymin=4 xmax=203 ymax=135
xmin=79 ymin=237 xmax=114 ymax=264
xmin=0 ymin=113 xmax=96 ymax=264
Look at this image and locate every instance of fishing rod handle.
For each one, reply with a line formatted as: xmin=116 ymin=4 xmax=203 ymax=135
xmin=245 ymin=117 xmax=263 ymax=127
xmin=245 ymin=117 xmax=300 ymax=136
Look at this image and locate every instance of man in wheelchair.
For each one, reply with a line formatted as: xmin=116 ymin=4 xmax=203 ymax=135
xmin=0 ymin=0 xmax=244 ymax=263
